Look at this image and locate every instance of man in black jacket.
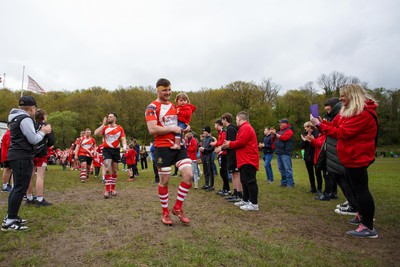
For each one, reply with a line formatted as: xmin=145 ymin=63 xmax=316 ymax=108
xmin=2 ymin=96 xmax=52 ymax=231
xmin=221 ymin=113 xmax=242 ymax=202
xmin=199 ymin=126 xmax=215 ymax=191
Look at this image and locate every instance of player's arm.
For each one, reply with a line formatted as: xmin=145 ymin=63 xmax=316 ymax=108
xmin=146 ymin=120 xmax=182 ymax=136
xmin=74 ymin=143 xmax=80 ymax=159
xmin=94 ymin=117 xmax=107 ymax=136
xmin=121 ymin=136 xmax=127 ymax=152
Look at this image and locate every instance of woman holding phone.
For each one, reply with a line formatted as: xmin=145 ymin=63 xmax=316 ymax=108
xmin=311 ymin=84 xmax=378 ymax=238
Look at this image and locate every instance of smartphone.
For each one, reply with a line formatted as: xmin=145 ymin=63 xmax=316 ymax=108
xmin=310 ymin=104 xmax=318 ymax=118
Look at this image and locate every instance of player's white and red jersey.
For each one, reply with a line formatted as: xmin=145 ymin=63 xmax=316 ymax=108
xmin=101 ymin=124 xmax=125 ymax=149
xmin=146 ymin=100 xmax=178 ymax=147
xmin=77 ymin=137 xmax=96 ymax=157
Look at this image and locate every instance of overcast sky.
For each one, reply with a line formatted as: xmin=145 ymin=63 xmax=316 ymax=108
xmin=1 ymin=0 xmax=399 ymax=93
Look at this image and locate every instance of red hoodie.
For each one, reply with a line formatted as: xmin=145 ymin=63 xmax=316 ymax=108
xmin=177 ymin=103 xmax=197 ymax=124
xmin=310 ymin=133 xmax=326 ymax=165
xmin=215 ymin=129 xmax=227 ymax=156
xmin=1 ymin=129 xmax=10 ymax=163
xmin=186 ymin=137 xmax=198 ymax=161
xmin=124 ymin=149 xmax=137 ymax=165
xmin=318 ymin=100 xmax=378 ymax=168
xmin=228 ymin=121 xmax=259 ymax=170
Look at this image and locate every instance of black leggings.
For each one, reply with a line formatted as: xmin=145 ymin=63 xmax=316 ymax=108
xmin=323 ymin=172 xmax=337 ymax=195
xmin=334 ymin=174 xmax=357 ymax=210
xmin=305 ymin=161 xmax=323 ymax=191
xmin=345 ymin=167 xmax=375 ymax=229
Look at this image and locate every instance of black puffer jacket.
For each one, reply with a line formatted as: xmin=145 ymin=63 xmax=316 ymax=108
xmin=300 ymin=130 xmax=319 ymax=163
xmin=325 ymin=102 xmax=345 ymax=175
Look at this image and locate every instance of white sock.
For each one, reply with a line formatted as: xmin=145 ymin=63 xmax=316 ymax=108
xmin=2 ymin=184 xmax=7 ymax=190
xmin=27 ymin=194 xmax=33 ymax=201
xmin=37 ymin=196 xmax=44 ymax=202
xmin=5 ymin=218 xmax=14 ymax=225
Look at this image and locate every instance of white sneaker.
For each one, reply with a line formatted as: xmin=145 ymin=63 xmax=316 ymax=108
xmin=240 ymin=202 xmax=259 ymax=211
xmin=234 ymin=200 xmax=249 ymax=207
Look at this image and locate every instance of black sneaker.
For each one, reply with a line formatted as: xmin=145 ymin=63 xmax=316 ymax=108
xmin=227 ymin=195 xmax=241 ymax=202
xmin=3 ymin=216 xmax=28 ymax=225
xmin=225 ymin=195 xmax=235 ymax=200
xmin=1 ymin=221 xmax=29 ymax=232
xmin=26 ymin=198 xmax=37 ymax=205
xmin=206 ymin=187 xmax=215 ymax=192
xmin=315 ymin=194 xmax=330 ymax=201
xmin=330 ymin=193 xmax=339 ymax=199
xmin=200 ymin=185 xmax=209 ymax=190
xmin=334 ymin=206 xmax=357 ymax=216
xmin=336 ymin=201 xmax=349 ymax=209
xmin=221 ymin=190 xmax=231 ymax=196
xmin=216 ymin=190 xmax=224 ymax=195
xmin=35 ymin=199 xmax=53 ymax=207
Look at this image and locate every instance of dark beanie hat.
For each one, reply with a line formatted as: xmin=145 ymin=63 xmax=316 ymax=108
xmin=324 ymin=97 xmax=340 ymax=107
xmin=202 ymin=126 xmax=211 ymax=133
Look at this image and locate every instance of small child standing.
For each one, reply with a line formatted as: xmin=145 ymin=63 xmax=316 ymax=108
xmin=171 ymin=93 xmax=196 ymax=150
xmin=124 ymin=143 xmax=137 ymax=181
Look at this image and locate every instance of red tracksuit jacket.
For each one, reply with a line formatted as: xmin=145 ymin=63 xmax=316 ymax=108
xmin=228 ymin=121 xmax=259 ymax=170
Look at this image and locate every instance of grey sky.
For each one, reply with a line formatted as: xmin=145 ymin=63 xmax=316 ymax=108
xmin=1 ymin=0 xmax=399 ymax=93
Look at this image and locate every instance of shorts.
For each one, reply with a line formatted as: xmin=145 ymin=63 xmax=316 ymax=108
xmin=127 ymin=164 xmax=135 ymax=169
xmin=2 ymin=161 xmax=10 ymax=168
xmin=78 ymin=156 xmax=93 ymax=166
xmin=102 ymin=147 xmax=121 ymax=163
xmin=33 ymin=157 xmax=48 ymax=167
xmin=227 ymin=150 xmax=238 ymax=173
xmin=154 ymin=147 xmax=189 ymax=168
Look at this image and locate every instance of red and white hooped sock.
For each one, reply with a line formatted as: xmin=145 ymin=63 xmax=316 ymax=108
xmin=80 ymin=169 xmax=87 ymax=180
xmin=104 ymin=174 xmax=112 ymax=192
xmin=111 ymin=174 xmax=117 ymax=190
xmin=158 ymin=185 xmax=169 ymax=214
xmin=174 ymin=181 xmax=192 ymax=210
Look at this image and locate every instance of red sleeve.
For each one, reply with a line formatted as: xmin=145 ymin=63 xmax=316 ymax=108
xmin=215 ymin=131 xmax=226 ymax=147
xmin=229 ymin=125 xmax=249 ymax=149
xmin=186 ymin=138 xmax=196 ymax=155
xmin=319 ymin=112 xmax=371 ymax=140
xmin=145 ymin=103 xmax=158 ymax=123
xmin=279 ymin=129 xmax=293 ymax=142
xmin=310 ymin=133 xmax=326 ymax=148
xmin=178 ymin=105 xmax=193 ymax=124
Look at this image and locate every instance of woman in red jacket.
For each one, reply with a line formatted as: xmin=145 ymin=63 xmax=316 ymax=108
xmin=311 ymin=84 xmax=378 ymax=238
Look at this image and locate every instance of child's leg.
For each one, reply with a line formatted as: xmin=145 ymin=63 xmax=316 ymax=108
xmin=170 ymin=121 xmax=186 ymax=150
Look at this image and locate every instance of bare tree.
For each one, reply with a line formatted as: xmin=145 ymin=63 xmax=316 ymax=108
xmin=258 ymin=78 xmax=281 ymax=106
xmin=299 ymin=81 xmax=319 ymax=103
xmin=317 ymin=71 xmax=368 ymax=96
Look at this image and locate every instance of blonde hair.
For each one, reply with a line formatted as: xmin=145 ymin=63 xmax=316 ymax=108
xmin=175 ymin=92 xmax=190 ymax=103
xmin=303 ymin=121 xmax=315 ymax=129
xmin=340 ymin=84 xmax=377 ymax=117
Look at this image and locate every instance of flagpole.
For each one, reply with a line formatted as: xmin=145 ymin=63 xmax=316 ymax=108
xmin=21 ymin=66 xmax=25 ymax=97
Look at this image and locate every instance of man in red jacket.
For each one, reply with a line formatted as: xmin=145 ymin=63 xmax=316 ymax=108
xmin=221 ymin=111 xmax=259 ymax=211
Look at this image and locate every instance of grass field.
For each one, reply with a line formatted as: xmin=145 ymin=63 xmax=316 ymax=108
xmin=0 ymin=157 xmax=399 ymax=267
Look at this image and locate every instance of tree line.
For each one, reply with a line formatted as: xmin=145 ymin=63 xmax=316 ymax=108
xmin=0 ymin=71 xmax=399 ymax=149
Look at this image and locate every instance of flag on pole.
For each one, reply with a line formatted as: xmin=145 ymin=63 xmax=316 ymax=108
xmin=27 ymin=75 xmax=46 ymax=94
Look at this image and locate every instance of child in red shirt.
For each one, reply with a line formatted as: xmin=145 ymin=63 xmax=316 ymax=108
xmin=171 ymin=93 xmax=196 ymax=150
xmin=124 ymin=143 xmax=137 ymax=181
